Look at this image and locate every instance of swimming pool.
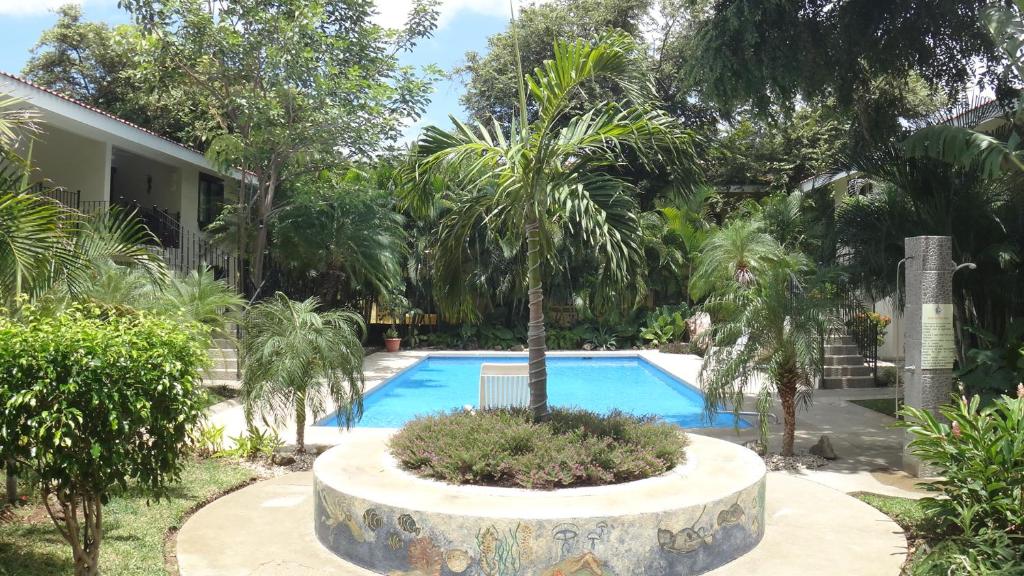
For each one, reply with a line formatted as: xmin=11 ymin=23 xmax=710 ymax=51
xmin=317 ymin=355 xmax=748 ymax=429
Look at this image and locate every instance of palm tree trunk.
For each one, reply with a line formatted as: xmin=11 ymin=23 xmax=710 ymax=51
xmin=525 ymin=219 xmax=550 ymax=422
xmin=779 ymin=375 xmax=798 ymax=457
xmin=295 ymin=391 xmax=307 ymax=453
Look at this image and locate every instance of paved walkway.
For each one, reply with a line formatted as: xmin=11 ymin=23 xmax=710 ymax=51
xmin=176 ymin=470 xmax=907 ymax=576
xmin=187 ymin=350 xmax=922 ymax=575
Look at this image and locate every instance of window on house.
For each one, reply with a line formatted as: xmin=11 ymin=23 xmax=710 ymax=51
xmin=198 ymin=174 xmax=225 ymax=229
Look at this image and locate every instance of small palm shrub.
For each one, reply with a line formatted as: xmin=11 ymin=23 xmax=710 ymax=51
xmin=389 ymin=409 xmax=687 ymax=489
xmin=897 ymin=387 xmax=1024 ymax=573
xmin=241 ymin=292 xmax=365 ymax=452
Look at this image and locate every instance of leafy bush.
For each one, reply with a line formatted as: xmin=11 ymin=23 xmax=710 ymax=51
xmin=547 ymin=325 xmax=592 ymax=350
xmin=0 ymin=304 xmax=208 ymax=576
xmin=640 ymin=305 xmax=690 ymax=347
xmin=390 ymin=409 xmax=687 ymax=489
xmin=958 ymin=323 xmax=1024 ymax=396
xmin=897 ymin=388 xmax=1024 ymax=573
xmin=846 ymin=311 xmax=891 ymax=348
xmin=585 ymin=325 xmax=619 ymax=350
xmin=225 ymin=428 xmax=284 ymax=460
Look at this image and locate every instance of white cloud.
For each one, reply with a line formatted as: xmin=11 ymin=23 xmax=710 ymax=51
xmin=0 ymin=0 xmax=84 ymax=16
xmin=374 ymin=0 xmax=533 ymax=31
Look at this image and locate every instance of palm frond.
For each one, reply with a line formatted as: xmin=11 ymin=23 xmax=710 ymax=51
xmin=241 ymin=293 xmax=366 ymax=434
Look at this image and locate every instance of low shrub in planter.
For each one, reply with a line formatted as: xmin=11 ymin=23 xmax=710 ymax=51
xmin=897 ymin=386 xmax=1024 ymax=573
xmin=389 ymin=409 xmax=687 ymax=489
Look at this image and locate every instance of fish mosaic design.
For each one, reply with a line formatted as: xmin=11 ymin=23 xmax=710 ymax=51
xmin=318 ymin=491 xmax=365 ymax=543
xmin=657 ymin=506 xmax=713 ymax=554
xmin=398 ymin=513 xmax=422 ymax=535
xmin=716 ymin=503 xmax=745 ymax=527
xmin=388 ymin=531 xmax=404 ymax=551
xmin=363 ymin=508 xmax=384 ymax=531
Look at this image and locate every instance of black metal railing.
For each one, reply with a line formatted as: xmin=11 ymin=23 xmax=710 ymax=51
xmin=116 ymin=198 xmax=181 ymax=249
xmin=36 ymin=186 xmax=81 ymax=209
xmin=30 ymin=190 xmax=237 ymax=285
xmin=838 ymin=290 xmax=880 ymax=384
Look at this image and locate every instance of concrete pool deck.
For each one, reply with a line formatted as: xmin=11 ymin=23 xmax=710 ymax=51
xmin=187 ymin=350 xmax=920 ymax=575
xmin=207 ymin=350 xmax=924 ymax=499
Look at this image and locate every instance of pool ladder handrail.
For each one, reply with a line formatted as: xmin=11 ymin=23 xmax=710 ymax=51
xmin=734 ymin=410 xmax=780 ymax=424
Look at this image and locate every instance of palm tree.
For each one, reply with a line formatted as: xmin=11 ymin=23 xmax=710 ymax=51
xmin=404 ymin=30 xmax=699 ymax=421
xmin=695 ymin=217 xmax=838 ymax=456
xmin=240 ymin=292 xmax=365 ymax=452
xmin=903 ymin=3 xmax=1024 ymax=179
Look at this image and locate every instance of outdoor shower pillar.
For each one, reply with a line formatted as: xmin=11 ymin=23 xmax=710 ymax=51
xmin=902 ymin=236 xmax=955 ymax=477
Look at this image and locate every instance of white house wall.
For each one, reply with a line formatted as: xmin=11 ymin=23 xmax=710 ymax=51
xmin=875 ymin=297 xmax=904 ymax=361
xmin=178 ymin=166 xmax=201 ymax=236
xmin=25 ymin=124 xmax=109 ymax=203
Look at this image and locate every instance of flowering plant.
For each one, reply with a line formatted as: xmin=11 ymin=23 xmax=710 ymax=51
xmin=897 ymin=386 xmax=1024 ymax=570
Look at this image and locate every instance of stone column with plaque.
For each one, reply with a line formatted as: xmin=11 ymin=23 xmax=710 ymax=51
xmin=902 ymin=236 xmax=956 ymax=477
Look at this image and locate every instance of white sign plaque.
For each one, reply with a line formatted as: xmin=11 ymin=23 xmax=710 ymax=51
xmin=921 ymin=303 xmax=955 ymax=369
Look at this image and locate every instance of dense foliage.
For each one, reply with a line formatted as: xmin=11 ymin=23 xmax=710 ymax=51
xmin=898 ymin=389 xmax=1024 ymax=573
xmin=0 ymin=304 xmax=208 ymax=576
xmin=406 ymin=30 xmax=699 ymax=420
xmin=115 ymin=0 xmax=439 ymax=291
xmin=390 ymin=408 xmax=687 ymax=489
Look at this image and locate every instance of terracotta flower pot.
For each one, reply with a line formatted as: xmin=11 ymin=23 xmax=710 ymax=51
xmin=384 ymin=337 xmax=401 ymax=353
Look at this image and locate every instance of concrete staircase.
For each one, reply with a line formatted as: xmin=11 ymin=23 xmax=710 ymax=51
xmin=203 ymin=337 xmax=240 ymax=387
xmin=822 ymin=335 xmax=876 ymax=389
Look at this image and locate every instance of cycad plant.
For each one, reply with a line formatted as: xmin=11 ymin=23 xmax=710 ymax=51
xmin=241 ymin=292 xmax=365 ymax=451
xmin=404 ymin=29 xmax=698 ymax=421
xmin=695 ymin=217 xmax=838 ymax=456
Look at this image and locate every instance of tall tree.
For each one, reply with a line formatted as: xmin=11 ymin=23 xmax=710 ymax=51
xmin=405 ymin=30 xmax=699 ymax=421
xmin=22 ymin=5 xmax=209 ymax=148
xmin=117 ymin=0 xmax=440 ymax=294
xmin=687 ymin=0 xmax=998 ymax=145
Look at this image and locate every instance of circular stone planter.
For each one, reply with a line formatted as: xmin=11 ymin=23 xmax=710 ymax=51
xmin=314 ymin=430 xmax=766 ymax=576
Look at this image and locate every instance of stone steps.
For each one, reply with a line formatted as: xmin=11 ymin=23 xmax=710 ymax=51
xmin=824 ymin=365 xmax=873 ymax=378
xmin=203 ymin=342 xmax=239 ymax=383
xmin=821 ymin=375 xmax=877 ymax=389
xmin=821 ymin=334 xmax=878 ymax=389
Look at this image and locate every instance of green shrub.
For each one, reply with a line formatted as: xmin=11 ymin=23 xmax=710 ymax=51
xmin=0 ymin=304 xmax=208 ymax=576
xmin=897 ymin=389 xmax=1024 ymax=573
xmin=958 ymin=323 xmax=1024 ymax=396
xmin=640 ymin=305 xmax=689 ymax=347
xmin=389 ymin=409 xmax=687 ymax=489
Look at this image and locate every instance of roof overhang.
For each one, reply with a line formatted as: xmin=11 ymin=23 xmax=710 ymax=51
xmin=1 ymin=73 xmax=224 ymax=176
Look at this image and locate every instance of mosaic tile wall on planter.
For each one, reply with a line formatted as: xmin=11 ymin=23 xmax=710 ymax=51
xmin=314 ymin=477 xmax=765 ymax=576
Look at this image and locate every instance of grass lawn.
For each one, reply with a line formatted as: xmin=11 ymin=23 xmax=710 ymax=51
xmin=0 ymin=458 xmax=255 ymax=576
xmin=199 ymin=385 xmax=240 ymax=411
xmin=850 ymin=398 xmax=904 ymax=418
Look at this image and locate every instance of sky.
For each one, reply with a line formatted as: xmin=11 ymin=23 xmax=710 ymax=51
xmin=0 ymin=0 xmax=517 ymax=142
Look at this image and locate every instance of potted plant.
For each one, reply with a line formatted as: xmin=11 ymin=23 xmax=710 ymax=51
xmin=384 ymin=325 xmax=401 ymax=352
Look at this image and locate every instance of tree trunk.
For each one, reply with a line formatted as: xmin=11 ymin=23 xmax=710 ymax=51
xmin=250 ymin=173 xmax=277 ymax=292
xmin=779 ymin=376 xmax=798 ymax=457
xmin=525 ymin=220 xmax=550 ymax=422
xmin=5 ymin=458 xmax=16 ymax=505
xmin=46 ymin=490 xmax=103 ymax=576
xmin=295 ymin=391 xmax=307 ymax=453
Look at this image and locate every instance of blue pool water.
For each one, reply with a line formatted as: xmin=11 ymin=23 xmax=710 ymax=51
xmin=318 ymin=356 xmax=749 ymax=429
